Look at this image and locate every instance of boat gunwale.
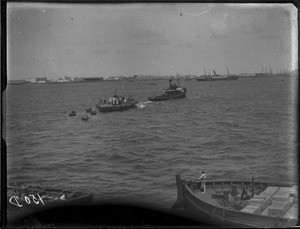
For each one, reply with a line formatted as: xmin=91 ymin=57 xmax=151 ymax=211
xmin=183 ymin=179 xmax=296 ymax=188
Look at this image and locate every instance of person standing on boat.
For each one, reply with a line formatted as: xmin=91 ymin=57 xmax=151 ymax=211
xmin=198 ymin=171 xmax=207 ymax=193
xmin=241 ymin=186 xmax=251 ymax=200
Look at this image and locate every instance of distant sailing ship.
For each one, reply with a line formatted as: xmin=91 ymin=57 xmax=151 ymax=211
xmin=256 ymin=66 xmax=293 ymax=78
xmin=196 ymin=67 xmax=238 ymax=81
xmin=255 ymin=67 xmax=277 ymax=78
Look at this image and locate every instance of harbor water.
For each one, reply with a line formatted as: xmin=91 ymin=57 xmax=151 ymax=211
xmin=4 ymin=76 xmax=298 ymax=211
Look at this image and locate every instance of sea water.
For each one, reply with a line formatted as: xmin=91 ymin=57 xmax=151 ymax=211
xmin=4 ymin=76 xmax=298 ymax=210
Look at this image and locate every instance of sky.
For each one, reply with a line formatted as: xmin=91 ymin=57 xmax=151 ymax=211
xmin=7 ymin=3 xmax=298 ymax=80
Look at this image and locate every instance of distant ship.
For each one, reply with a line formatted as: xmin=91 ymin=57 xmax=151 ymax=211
xmin=196 ymin=67 xmax=238 ymax=81
xmin=148 ymin=79 xmax=187 ymax=101
xmin=96 ymin=89 xmax=138 ymax=112
xmin=254 ymin=67 xmax=276 ymax=78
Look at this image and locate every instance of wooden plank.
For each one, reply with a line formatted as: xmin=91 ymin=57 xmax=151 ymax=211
xmin=241 ymin=205 xmax=260 ymax=213
xmin=283 ymin=204 xmax=298 ymax=219
xmin=261 ymin=186 xmax=280 ymax=195
xmin=289 ymin=185 xmax=298 ymax=197
xmin=243 ymin=186 xmax=280 ymax=215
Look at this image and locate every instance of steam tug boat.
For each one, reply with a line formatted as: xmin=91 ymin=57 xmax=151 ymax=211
xmin=148 ymin=79 xmax=187 ymax=101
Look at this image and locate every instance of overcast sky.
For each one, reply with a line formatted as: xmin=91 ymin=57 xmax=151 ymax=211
xmin=7 ymin=3 xmax=297 ymax=80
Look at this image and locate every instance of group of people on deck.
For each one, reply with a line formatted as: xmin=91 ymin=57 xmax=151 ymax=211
xmin=99 ymin=95 xmax=133 ymax=106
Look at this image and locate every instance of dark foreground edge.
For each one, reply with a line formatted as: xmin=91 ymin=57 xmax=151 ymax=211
xmin=8 ymin=203 xmax=215 ymax=228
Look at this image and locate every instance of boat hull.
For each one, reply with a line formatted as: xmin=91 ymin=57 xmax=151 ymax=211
xmin=173 ymin=175 xmax=298 ymax=228
xmin=148 ymin=92 xmax=186 ymax=101
xmin=96 ymin=102 xmax=137 ymax=112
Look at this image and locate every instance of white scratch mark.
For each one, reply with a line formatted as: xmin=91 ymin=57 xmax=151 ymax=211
xmin=180 ymin=4 xmax=215 ymax=17
xmin=34 ymin=24 xmax=51 ymax=33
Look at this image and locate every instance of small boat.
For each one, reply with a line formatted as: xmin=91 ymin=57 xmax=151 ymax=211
xmin=90 ymin=109 xmax=97 ymax=115
xmin=86 ymin=107 xmax=93 ymax=113
xmin=148 ymin=79 xmax=187 ymax=101
xmin=96 ymin=89 xmax=138 ymax=113
xmin=172 ymin=174 xmax=298 ymax=227
xmin=7 ymin=184 xmax=93 ymax=222
xmin=69 ymin=110 xmax=76 ymax=117
xmin=82 ymin=114 xmax=89 ymax=121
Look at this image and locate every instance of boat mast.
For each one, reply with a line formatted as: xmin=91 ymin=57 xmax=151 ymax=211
xmin=226 ymin=66 xmax=230 ymax=76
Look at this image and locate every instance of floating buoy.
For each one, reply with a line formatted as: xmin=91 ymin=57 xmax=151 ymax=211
xmin=82 ymin=115 xmax=89 ymax=121
xmin=86 ymin=107 xmax=92 ymax=113
xmin=69 ymin=110 xmax=76 ymax=116
xmin=90 ymin=109 xmax=97 ymax=115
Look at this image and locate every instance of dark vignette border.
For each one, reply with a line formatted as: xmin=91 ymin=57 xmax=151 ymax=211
xmin=1 ymin=0 xmax=8 ymax=228
xmin=1 ymin=0 xmax=299 ymax=228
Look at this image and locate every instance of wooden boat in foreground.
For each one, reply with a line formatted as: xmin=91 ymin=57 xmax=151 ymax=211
xmin=172 ymin=175 xmax=298 ymax=228
xmin=7 ymin=184 xmax=93 ymax=222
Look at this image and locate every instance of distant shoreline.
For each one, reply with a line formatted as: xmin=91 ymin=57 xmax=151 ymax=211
xmin=7 ymin=74 xmax=295 ymax=86
xmin=7 ymin=78 xmax=170 ymax=85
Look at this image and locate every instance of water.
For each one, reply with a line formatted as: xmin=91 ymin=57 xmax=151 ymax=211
xmin=4 ymin=76 xmax=298 ymax=211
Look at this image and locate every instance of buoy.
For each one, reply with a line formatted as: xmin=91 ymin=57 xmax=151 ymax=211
xmin=69 ymin=110 xmax=76 ymax=116
xmin=82 ymin=115 xmax=89 ymax=121
xmin=90 ymin=109 xmax=97 ymax=115
xmin=86 ymin=107 xmax=92 ymax=113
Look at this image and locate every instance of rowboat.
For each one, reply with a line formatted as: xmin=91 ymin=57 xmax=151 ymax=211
xmin=7 ymin=184 xmax=93 ymax=222
xmin=69 ymin=110 xmax=76 ymax=117
xmin=82 ymin=114 xmax=89 ymax=121
xmin=172 ymin=174 xmax=298 ymax=227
